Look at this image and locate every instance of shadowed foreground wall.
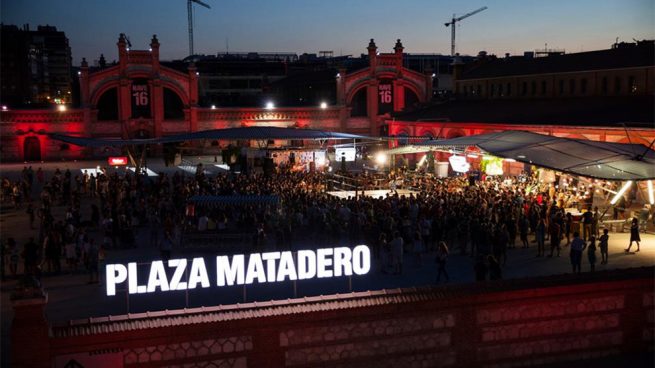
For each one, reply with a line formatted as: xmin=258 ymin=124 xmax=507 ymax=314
xmin=12 ymin=267 xmax=654 ymax=368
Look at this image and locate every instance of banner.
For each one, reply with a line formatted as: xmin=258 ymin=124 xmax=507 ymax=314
xmin=131 ymin=79 xmax=151 ymax=118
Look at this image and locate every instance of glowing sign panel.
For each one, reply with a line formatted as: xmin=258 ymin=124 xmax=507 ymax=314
xmin=448 ymin=155 xmax=470 ymax=173
xmin=106 ymin=246 xmax=371 ymax=296
xmin=108 ymin=156 xmax=128 ymax=166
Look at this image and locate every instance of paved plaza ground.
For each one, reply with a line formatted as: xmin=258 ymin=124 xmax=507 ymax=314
xmin=1 ymin=159 xmax=654 ymax=365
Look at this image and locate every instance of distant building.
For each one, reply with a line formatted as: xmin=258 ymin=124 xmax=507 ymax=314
xmin=402 ymin=53 xmax=475 ymax=95
xmin=454 ymin=40 xmax=654 ymax=99
xmin=0 ymin=24 xmax=73 ymax=107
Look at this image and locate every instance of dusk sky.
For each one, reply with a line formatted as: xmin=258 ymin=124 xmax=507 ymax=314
xmin=2 ymin=0 xmax=653 ymax=65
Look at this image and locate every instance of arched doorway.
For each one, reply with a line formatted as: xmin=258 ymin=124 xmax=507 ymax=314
xmin=164 ymin=88 xmax=185 ymax=120
xmin=23 ymin=137 xmax=41 ymax=161
xmin=350 ymin=88 xmax=368 ymax=117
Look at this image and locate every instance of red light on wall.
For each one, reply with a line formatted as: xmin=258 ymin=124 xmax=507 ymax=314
xmin=108 ymin=156 xmax=128 ymax=166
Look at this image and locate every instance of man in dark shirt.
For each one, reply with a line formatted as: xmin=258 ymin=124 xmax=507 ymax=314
xmin=582 ymin=206 xmax=593 ymax=241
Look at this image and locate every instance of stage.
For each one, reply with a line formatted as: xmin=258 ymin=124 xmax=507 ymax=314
xmin=326 ymin=189 xmax=419 ymax=199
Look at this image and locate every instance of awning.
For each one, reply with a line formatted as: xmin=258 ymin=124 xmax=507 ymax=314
xmin=50 ymin=127 xmax=368 ymax=148
xmin=189 ymin=195 xmax=279 ymax=207
xmin=385 ymin=146 xmax=436 ymax=155
xmin=415 ymin=130 xmax=655 ymax=181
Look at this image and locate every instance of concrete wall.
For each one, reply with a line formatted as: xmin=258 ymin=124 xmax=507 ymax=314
xmin=11 ymin=267 xmax=654 ymax=368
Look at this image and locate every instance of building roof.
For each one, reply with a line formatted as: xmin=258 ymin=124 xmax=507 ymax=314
xmin=393 ymin=96 xmax=654 ymax=126
xmin=460 ymin=41 xmax=654 ymax=80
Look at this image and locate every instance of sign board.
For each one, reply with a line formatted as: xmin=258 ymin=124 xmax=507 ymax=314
xmin=335 ymin=147 xmax=356 ymax=162
xmin=448 ymin=155 xmax=470 ymax=173
xmin=108 ymin=156 xmax=128 ymax=166
xmin=106 ymin=246 xmax=371 ymax=296
xmin=378 ymin=80 xmax=394 ymax=114
xmin=131 ymin=79 xmax=150 ymax=118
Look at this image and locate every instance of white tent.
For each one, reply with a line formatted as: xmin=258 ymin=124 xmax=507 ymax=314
xmin=398 ymin=130 xmax=655 ymax=181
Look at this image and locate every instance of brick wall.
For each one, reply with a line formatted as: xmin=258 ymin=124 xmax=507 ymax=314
xmin=11 ymin=268 xmax=654 ymax=368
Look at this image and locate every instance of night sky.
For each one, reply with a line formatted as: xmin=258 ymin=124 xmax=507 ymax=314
xmin=2 ymin=0 xmax=653 ymax=64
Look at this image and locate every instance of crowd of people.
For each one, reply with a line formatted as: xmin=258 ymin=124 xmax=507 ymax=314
xmin=0 ymin=164 xmax=648 ymax=285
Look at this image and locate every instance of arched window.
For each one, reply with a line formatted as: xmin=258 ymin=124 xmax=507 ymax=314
xmin=96 ymin=88 xmax=118 ymax=121
xmin=164 ymin=88 xmax=185 ymax=120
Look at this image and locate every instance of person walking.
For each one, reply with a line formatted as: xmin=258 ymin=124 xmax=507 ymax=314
xmin=599 ymin=228 xmax=609 ymax=264
xmin=587 ymin=236 xmax=597 ymax=272
xmin=435 ymin=241 xmax=449 ymax=283
xmin=570 ymin=232 xmax=586 ymax=274
xmin=625 ymin=218 xmax=641 ymax=253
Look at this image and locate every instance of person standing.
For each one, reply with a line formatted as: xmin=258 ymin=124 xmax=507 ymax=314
xmin=519 ymin=215 xmax=529 ymax=249
xmin=548 ymin=218 xmax=561 ymax=257
xmin=564 ymin=212 xmax=573 ymax=246
xmin=582 ymin=206 xmax=593 ymax=242
xmin=535 ymin=217 xmax=546 ymax=257
xmin=625 ymin=218 xmax=641 ymax=253
xmin=435 ymin=241 xmax=449 ymax=283
xmin=570 ymin=232 xmax=586 ymax=274
xmin=599 ymin=228 xmax=609 ymax=264
xmin=587 ymin=236 xmax=597 ymax=272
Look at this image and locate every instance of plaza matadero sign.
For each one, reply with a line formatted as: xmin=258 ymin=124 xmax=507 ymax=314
xmin=106 ymin=246 xmax=371 ymax=296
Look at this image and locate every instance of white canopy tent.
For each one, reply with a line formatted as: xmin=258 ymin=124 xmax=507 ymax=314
xmin=387 ymin=130 xmax=655 ymax=181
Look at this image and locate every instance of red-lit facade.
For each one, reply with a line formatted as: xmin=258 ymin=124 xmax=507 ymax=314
xmin=0 ymin=35 xmax=653 ymax=162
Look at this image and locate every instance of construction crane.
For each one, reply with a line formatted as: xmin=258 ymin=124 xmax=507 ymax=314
xmin=444 ymin=6 xmax=487 ymax=56
xmin=186 ymin=0 xmax=211 ymax=56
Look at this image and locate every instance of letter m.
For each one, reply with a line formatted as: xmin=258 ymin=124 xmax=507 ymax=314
xmin=217 ymin=255 xmax=245 ymax=286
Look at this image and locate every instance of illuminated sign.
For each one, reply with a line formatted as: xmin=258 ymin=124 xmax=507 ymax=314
xmin=106 ymin=246 xmax=371 ymax=296
xmin=378 ymin=80 xmax=393 ymax=114
xmin=448 ymin=155 xmax=470 ymax=173
xmin=108 ymin=156 xmax=128 ymax=166
xmin=482 ymin=156 xmax=504 ymax=176
xmin=131 ymin=79 xmax=150 ymax=118
xmin=335 ymin=147 xmax=356 ymax=162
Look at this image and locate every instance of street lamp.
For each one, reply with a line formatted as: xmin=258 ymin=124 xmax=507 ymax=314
xmin=265 ymin=101 xmax=275 ymax=110
xmin=320 ymin=101 xmax=328 ymax=109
